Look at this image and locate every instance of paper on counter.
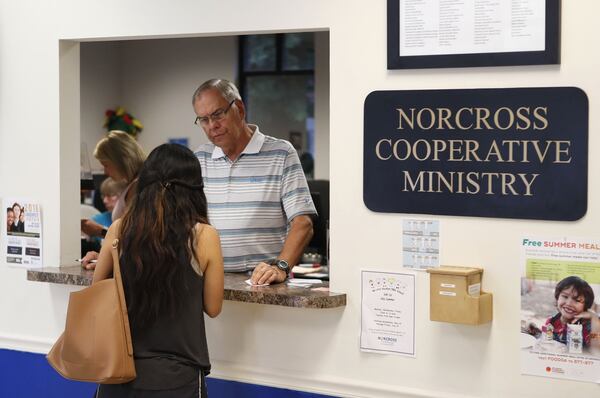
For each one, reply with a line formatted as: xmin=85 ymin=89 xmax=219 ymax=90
xmin=304 ymin=272 xmax=328 ymax=278
xmin=287 ymin=283 xmax=311 ymax=288
xmin=245 ymin=279 xmax=269 ymax=287
xmin=288 ymin=278 xmax=322 ymax=284
xmin=287 ymin=278 xmax=322 ymax=288
xmin=292 ymin=266 xmax=322 ymax=274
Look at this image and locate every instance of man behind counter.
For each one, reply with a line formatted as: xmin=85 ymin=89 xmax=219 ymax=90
xmin=192 ymin=78 xmax=316 ymax=285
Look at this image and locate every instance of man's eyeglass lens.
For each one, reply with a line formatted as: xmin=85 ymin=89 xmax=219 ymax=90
xmin=195 ymin=100 xmax=235 ymax=126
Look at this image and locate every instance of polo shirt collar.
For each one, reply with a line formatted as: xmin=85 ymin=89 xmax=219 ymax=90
xmin=211 ymin=124 xmax=265 ymax=159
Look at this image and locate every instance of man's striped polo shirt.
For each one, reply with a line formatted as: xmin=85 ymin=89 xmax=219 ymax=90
xmin=195 ymin=125 xmax=317 ymax=272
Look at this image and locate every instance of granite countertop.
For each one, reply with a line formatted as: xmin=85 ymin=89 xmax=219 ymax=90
xmin=27 ymin=265 xmax=346 ymax=309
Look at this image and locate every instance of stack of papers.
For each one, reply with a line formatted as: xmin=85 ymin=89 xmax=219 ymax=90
xmin=287 ymin=278 xmax=323 ymax=288
xmin=291 ymin=265 xmax=322 ymax=275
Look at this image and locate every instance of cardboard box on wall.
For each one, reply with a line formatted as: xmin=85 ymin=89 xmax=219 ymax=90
xmin=426 ymin=266 xmax=493 ymax=325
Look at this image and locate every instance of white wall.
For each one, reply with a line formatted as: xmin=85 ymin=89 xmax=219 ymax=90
xmin=80 ymin=36 xmax=237 ymax=171
xmin=1 ymin=1 xmax=598 ymax=397
xmin=120 ymin=36 xmax=238 ymax=155
xmin=80 ymin=41 xmax=121 ymax=172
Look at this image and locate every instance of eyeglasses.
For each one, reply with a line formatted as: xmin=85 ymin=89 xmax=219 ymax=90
xmin=194 ymin=100 xmax=235 ymax=126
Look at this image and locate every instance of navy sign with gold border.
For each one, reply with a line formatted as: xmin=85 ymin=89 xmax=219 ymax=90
xmin=363 ymin=87 xmax=588 ymax=221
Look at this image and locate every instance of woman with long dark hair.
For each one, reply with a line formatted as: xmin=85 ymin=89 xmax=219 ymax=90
xmin=92 ymin=143 xmax=224 ymax=397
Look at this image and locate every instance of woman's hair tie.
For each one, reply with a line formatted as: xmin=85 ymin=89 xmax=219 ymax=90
xmin=140 ymin=179 xmax=203 ymax=192
xmin=168 ymin=180 xmax=204 ymax=190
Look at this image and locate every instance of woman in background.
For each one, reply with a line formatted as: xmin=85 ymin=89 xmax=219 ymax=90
xmin=81 ymin=131 xmax=146 ymax=268
xmin=93 ymin=144 xmax=224 ymax=397
xmin=94 ymin=130 xmax=146 ymax=220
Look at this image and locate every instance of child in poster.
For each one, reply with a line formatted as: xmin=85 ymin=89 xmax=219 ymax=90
xmin=542 ymin=276 xmax=600 ymax=350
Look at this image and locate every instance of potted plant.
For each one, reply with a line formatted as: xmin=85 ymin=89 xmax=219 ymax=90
xmin=104 ymin=107 xmax=143 ymax=138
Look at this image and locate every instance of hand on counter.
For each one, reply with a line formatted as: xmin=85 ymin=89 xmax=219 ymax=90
xmin=250 ymin=262 xmax=286 ymax=285
xmin=80 ymin=251 xmax=99 ymax=270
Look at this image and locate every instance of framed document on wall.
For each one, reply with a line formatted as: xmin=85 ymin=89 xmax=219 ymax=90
xmin=387 ymin=0 xmax=560 ymax=69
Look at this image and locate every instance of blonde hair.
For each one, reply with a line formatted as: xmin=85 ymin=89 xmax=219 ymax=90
xmin=100 ymin=177 xmax=127 ymax=197
xmin=94 ymin=130 xmax=146 ymax=183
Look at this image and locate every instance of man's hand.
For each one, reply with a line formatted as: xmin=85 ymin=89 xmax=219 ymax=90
xmin=250 ymin=261 xmax=286 ymax=285
xmin=81 ymin=251 xmax=99 ymax=270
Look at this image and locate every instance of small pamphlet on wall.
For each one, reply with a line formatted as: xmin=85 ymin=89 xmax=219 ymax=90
xmin=3 ymin=198 xmax=43 ymax=268
xmin=360 ymin=270 xmax=415 ymax=357
xmin=402 ymin=219 xmax=439 ymax=270
xmin=520 ymin=236 xmax=600 ymax=383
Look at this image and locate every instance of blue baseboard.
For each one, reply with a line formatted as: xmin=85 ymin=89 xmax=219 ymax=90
xmin=0 ymin=349 xmax=96 ymax=398
xmin=0 ymin=349 xmax=336 ymax=398
xmin=206 ymin=378 xmax=336 ymax=398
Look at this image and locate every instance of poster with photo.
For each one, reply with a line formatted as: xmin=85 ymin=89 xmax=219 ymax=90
xmin=3 ymin=199 xmax=43 ymax=267
xmin=520 ymin=237 xmax=600 ymax=383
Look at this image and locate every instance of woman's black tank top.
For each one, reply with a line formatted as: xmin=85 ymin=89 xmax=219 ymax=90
xmin=120 ymin=257 xmax=210 ymax=391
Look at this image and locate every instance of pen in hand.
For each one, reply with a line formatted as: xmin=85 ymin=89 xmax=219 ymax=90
xmin=76 ymin=258 xmax=97 ymax=264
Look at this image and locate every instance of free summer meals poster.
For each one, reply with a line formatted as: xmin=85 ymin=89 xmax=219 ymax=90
xmin=520 ymin=236 xmax=600 ymax=383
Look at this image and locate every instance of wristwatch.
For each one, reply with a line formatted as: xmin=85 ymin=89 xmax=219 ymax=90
xmin=272 ymin=259 xmax=290 ymax=277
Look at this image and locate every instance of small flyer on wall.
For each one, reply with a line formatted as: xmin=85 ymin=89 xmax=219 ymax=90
xmin=3 ymin=199 xmax=43 ymax=268
xmin=402 ymin=219 xmax=439 ymax=270
xmin=520 ymin=236 xmax=600 ymax=383
xmin=360 ymin=270 xmax=415 ymax=357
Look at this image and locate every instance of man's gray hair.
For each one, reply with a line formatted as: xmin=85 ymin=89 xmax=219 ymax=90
xmin=192 ymin=78 xmax=242 ymax=104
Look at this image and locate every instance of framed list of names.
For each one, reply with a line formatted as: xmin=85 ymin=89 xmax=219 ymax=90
xmin=387 ymin=0 xmax=560 ymax=69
